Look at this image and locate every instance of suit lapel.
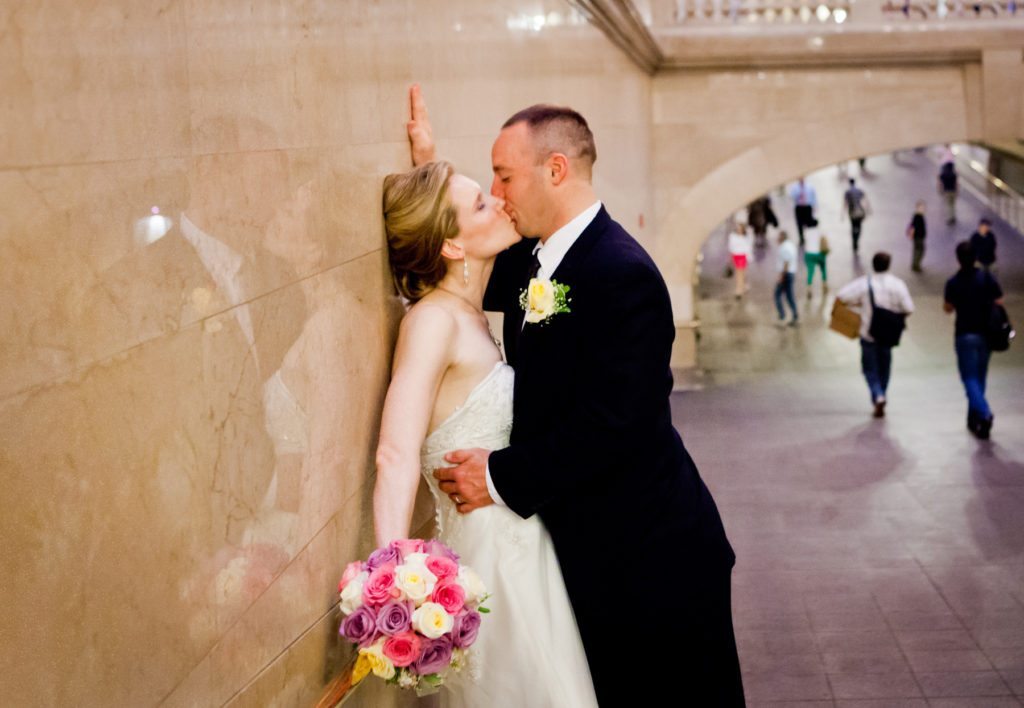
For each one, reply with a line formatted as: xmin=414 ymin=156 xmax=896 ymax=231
xmin=517 ymin=207 xmax=610 ymax=351
xmin=547 ymin=206 xmax=609 ymax=283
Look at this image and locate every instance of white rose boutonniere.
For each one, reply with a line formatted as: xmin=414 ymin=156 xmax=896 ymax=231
xmin=519 ymin=278 xmax=571 ymax=325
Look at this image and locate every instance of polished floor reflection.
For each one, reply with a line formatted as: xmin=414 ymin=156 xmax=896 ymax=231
xmin=677 ymin=149 xmax=1024 ymax=704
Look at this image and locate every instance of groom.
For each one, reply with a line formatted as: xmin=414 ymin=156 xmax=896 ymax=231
xmin=425 ymin=98 xmax=745 ymax=705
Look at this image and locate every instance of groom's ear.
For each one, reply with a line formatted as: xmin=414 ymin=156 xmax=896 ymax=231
xmin=441 ymin=239 xmax=465 ymax=260
xmin=546 ymin=153 xmax=570 ymax=186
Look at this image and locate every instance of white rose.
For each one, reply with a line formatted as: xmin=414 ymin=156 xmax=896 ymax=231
xmin=397 ymin=670 xmax=418 ymax=689
xmin=412 ymin=602 xmax=454 ymax=639
xmin=339 ymin=571 xmax=368 ymax=614
xmin=395 ymin=562 xmax=438 ymax=605
xmin=456 ymin=566 xmax=487 ymax=604
xmin=403 ymin=552 xmax=429 ymax=566
xmin=526 ymin=278 xmax=556 ymax=322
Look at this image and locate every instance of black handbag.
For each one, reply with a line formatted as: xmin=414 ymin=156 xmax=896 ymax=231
xmin=988 ymin=303 xmax=1015 ymax=352
xmin=868 ymin=278 xmax=907 ymax=347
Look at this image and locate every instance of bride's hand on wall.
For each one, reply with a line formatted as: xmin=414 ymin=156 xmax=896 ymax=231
xmin=407 ymin=84 xmax=436 ymax=166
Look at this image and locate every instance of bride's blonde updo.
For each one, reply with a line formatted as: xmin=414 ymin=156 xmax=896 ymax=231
xmin=382 ymin=160 xmax=459 ymax=302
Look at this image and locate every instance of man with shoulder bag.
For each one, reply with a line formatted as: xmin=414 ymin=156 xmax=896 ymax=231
xmin=837 ymin=252 xmax=914 ymax=418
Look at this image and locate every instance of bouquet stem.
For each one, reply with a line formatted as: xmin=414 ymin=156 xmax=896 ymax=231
xmin=314 ymin=656 xmax=357 ymax=708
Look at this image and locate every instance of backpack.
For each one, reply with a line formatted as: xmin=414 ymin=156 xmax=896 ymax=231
xmin=987 ymin=303 xmax=1015 ymax=352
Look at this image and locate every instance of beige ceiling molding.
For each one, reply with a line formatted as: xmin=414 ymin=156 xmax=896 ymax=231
xmin=567 ymin=0 xmax=665 ymax=74
xmin=571 ymin=0 xmax=1024 ymax=71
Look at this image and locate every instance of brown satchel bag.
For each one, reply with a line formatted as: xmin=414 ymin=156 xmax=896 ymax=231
xmin=829 ymin=299 xmax=861 ymax=339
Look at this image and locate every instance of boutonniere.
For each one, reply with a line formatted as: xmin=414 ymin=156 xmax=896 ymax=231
xmin=519 ymin=278 xmax=571 ymax=325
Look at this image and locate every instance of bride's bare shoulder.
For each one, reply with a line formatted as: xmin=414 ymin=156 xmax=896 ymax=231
xmin=403 ymin=295 xmax=456 ymax=327
xmin=395 ymin=296 xmax=457 ymax=350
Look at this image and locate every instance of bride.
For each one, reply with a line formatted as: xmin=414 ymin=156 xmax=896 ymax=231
xmin=372 ymin=157 xmax=598 ymax=708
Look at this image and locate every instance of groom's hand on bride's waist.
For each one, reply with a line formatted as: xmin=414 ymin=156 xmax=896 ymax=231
xmin=434 ymin=448 xmax=494 ymax=514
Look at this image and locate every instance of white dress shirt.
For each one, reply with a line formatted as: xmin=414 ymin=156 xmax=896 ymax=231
xmin=836 ymin=272 xmax=915 ymax=342
xmin=776 ymin=239 xmax=798 ymax=274
xmin=485 ymin=200 xmax=602 ymax=507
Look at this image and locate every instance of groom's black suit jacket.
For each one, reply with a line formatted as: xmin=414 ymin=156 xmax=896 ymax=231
xmin=484 ymin=207 xmax=741 ymax=706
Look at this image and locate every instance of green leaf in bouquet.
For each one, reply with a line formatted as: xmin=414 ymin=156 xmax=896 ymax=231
xmin=414 ymin=673 xmax=443 ymax=697
xmin=478 ymin=606 xmax=490 ymax=613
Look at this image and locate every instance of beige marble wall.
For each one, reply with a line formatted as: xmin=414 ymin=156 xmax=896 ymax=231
xmin=651 ymin=64 xmax=984 ymax=365
xmin=0 ymin=2 xmax=652 ymax=706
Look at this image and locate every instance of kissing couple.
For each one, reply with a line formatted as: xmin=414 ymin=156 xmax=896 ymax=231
xmin=371 ymin=85 xmax=745 ymax=707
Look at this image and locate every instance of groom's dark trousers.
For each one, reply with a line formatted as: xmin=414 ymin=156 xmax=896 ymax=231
xmin=485 ymin=208 xmax=745 ymax=706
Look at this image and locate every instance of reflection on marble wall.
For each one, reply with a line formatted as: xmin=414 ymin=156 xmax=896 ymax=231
xmin=0 ymin=1 xmax=652 ymax=705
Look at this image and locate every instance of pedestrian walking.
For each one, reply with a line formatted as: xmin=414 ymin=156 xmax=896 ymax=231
xmin=774 ymin=230 xmax=799 ymax=326
xmin=843 ymin=178 xmax=871 ymax=252
xmin=728 ymin=219 xmax=754 ymax=299
xmin=969 ymin=217 xmax=997 ymax=270
xmin=747 ymin=195 xmax=778 ymax=246
xmin=938 ymin=161 xmax=958 ymax=224
xmin=907 ymin=200 xmax=927 ymax=272
xmin=803 ymin=221 xmax=829 ymax=298
xmin=789 ymin=177 xmax=817 ymax=247
xmin=836 ymin=252 xmax=915 ymax=418
xmin=937 ymin=143 xmax=955 ymax=166
xmin=944 ymin=241 xmax=1004 ymax=439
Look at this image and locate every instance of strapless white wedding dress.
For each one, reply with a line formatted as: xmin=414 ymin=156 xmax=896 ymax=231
xmin=420 ymin=362 xmax=598 ymax=708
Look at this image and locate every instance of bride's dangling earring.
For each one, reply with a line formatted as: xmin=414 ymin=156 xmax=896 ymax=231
xmin=463 ymin=259 xmax=470 ymax=285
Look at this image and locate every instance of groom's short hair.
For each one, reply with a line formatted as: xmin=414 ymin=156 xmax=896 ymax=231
xmin=503 ymin=105 xmax=597 ymax=173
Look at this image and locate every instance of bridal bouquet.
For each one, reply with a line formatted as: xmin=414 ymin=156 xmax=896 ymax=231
xmin=338 ymin=539 xmax=489 ymax=694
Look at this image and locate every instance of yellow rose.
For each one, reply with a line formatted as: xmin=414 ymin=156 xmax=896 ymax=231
xmin=358 ymin=641 xmax=396 ymax=680
xmin=526 ymin=278 xmax=556 ymax=323
xmin=351 ymin=652 xmax=372 ymax=685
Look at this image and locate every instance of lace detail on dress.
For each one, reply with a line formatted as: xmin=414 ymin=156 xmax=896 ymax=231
xmin=420 ymin=362 xmax=515 ymax=550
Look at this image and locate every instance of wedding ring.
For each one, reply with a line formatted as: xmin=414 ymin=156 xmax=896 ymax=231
xmin=454 ymin=494 xmax=464 ymax=504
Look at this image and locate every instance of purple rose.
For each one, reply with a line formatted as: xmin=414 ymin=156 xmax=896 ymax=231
xmin=422 ymin=539 xmax=459 ymax=563
xmin=340 ymin=605 xmax=378 ymax=648
xmin=366 ymin=545 xmax=401 ymax=572
xmin=451 ymin=609 xmax=481 ymax=649
xmin=412 ymin=635 xmax=453 ymax=675
xmin=376 ymin=600 xmax=413 ymax=636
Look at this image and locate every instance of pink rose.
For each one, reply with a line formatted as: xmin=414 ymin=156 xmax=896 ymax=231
xmin=425 ymin=555 xmax=458 ymax=582
xmin=338 ymin=561 xmax=364 ymax=592
xmin=431 ymin=579 xmax=466 ymax=615
xmin=363 ymin=565 xmax=400 ymax=606
xmin=391 ymin=539 xmax=424 ymax=559
xmin=423 ymin=539 xmax=459 ymax=562
xmin=383 ymin=631 xmax=422 ymax=668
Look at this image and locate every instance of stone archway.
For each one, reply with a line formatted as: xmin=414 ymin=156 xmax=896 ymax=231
xmin=651 ymin=70 xmax=979 ymax=366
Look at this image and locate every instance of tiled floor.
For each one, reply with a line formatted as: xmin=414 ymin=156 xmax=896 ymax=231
xmin=673 ymin=150 xmax=1024 ymax=706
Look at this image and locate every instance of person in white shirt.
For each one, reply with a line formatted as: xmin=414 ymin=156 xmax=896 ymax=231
xmin=802 ymin=221 xmax=829 ymax=299
xmin=836 ymin=251 xmax=915 ymax=418
xmin=773 ymin=230 xmax=798 ymax=325
xmin=727 ymin=218 xmax=754 ymax=299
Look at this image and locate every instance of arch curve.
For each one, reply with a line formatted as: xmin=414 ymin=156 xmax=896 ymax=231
xmin=653 ymin=97 xmax=973 ymax=335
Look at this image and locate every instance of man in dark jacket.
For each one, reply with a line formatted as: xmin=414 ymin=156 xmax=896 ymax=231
xmin=433 ymin=104 xmax=745 ymax=706
xmin=969 ymin=218 xmax=997 ymax=270
xmin=944 ymin=241 xmax=1004 ymax=439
